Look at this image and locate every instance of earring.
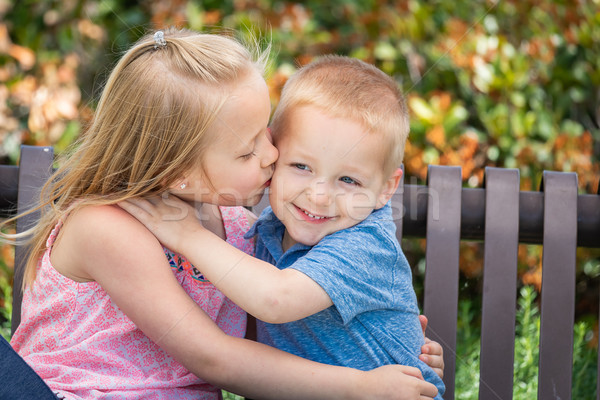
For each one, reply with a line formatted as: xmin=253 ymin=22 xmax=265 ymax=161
xmin=179 ymin=183 xmax=187 ymax=190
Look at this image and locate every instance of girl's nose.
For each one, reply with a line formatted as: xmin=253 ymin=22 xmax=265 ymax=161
xmin=260 ymin=135 xmax=279 ymax=169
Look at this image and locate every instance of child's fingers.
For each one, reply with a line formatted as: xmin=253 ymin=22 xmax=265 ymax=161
xmin=419 ymin=352 xmax=443 ymax=368
xmin=398 ymin=365 xmax=424 ymax=380
xmin=117 ymin=200 xmax=150 ymax=222
xmin=421 ymin=339 xmax=442 ymax=356
xmin=120 ymin=195 xmax=177 ymax=214
xmin=418 ymin=314 xmax=428 ymax=336
xmin=419 ymin=353 xmax=444 ymax=379
xmin=117 ymin=198 xmax=154 ymax=215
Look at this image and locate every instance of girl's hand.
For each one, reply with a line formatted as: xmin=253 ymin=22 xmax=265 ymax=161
xmin=362 ymin=364 xmax=438 ymax=400
xmin=118 ymin=194 xmax=202 ymax=254
xmin=419 ymin=315 xmax=445 ymax=379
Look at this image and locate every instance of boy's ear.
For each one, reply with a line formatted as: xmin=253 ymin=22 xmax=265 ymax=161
xmin=375 ymin=168 xmax=403 ymax=209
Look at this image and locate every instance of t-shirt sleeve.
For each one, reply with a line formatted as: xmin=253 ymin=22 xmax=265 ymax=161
xmin=289 ymin=223 xmax=403 ymax=324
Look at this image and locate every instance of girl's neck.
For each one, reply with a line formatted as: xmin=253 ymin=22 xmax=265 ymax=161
xmin=191 ymin=202 xmax=226 ymax=241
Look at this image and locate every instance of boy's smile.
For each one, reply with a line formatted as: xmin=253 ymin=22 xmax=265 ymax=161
xmin=269 ymin=105 xmax=400 ymax=251
xmin=294 ymin=205 xmax=332 ymax=221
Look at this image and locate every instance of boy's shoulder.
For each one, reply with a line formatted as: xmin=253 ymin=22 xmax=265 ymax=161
xmin=314 ymin=206 xmax=401 ymax=262
xmin=328 ymin=203 xmax=397 ymax=244
xmin=244 ymin=206 xmax=283 ymax=238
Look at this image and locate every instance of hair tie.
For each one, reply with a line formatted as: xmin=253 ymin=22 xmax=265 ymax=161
xmin=153 ymin=31 xmax=167 ymax=48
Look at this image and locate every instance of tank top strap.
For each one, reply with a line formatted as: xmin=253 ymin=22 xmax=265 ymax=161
xmin=45 ymin=219 xmax=64 ymax=248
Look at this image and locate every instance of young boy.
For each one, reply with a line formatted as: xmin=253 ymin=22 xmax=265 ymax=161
xmin=123 ymin=55 xmax=445 ymax=398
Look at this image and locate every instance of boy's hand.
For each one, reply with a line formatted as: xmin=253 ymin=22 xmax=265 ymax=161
xmin=418 ymin=315 xmax=445 ymax=379
xmin=118 ymin=194 xmax=202 ymax=254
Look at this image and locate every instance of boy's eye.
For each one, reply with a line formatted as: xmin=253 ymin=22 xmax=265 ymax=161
xmin=340 ymin=176 xmax=359 ymax=185
xmin=293 ymin=163 xmax=310 ymax=171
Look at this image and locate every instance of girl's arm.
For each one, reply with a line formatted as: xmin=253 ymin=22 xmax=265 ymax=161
xmin=119 ymin=196 xmax=446 ymax=381
xmin=57 ymin=205 xmax=437 ymax=400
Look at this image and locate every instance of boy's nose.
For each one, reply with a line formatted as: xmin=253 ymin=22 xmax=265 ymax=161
xmin=307 ymin=180 xmax=333 ymax=207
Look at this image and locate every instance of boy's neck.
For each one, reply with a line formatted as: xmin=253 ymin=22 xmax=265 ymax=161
xmin=282 ymin=230 xmax=298 ymax=252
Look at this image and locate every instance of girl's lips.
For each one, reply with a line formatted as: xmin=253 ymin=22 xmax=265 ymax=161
xmin=263 ymin=179 xmax=271 ymax=188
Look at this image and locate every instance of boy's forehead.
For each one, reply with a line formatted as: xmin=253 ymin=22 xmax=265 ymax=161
xmin=280 ymin=125 xmax=387 ymax=166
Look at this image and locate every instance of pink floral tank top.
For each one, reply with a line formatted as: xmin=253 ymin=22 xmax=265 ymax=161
xmin=10 ymin=206 xmax=254 ymax=400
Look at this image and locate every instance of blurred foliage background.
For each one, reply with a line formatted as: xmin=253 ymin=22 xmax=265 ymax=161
xmin=0 ymin=0 xmax=598 ymax=396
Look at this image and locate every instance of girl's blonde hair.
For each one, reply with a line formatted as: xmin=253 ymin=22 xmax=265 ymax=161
xmin=270 ymin=55 xmax=409 ymax=176
xmin=7 ymin=27 xmax=268 ymax=287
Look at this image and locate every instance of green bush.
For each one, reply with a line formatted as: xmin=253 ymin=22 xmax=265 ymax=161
xmin=0 ymin=1 xmax=597 ymax=395
xmin=0 ymin=257 xmax=11 ymax=341
xmin=2 ymin=0 xmax=598 ymax=296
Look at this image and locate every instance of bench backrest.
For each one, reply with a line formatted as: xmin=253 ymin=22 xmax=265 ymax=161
xmin=2 ymin=146 xmax=54 ymax=335
xmin=398 ymin=165 xmax=592 ymax=400
xmin=5 ymin=146 xmax=600 ymax=400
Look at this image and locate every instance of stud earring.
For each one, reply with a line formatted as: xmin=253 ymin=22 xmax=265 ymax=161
xmin=179 ymin=183 xmax=187 ymax=190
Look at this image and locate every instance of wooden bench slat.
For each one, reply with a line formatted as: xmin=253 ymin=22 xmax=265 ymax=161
xmin=537 ymin=171 xmax=578 ymax=400
xmin=0 ymin=165 xmax=19 ymax=216
xmin=11 ymin=145 xmax=54 ymax=335
xmin=423 ymin=165 xmax=462 ymax=400
xmin=391 ymin=167 xmax=405 ymax=242
xmin=478 ymin=167 xmax=520 ymax=400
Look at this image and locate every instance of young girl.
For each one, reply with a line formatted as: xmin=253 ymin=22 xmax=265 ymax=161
xmin=7 ymin=28 xmax=440 ymax=400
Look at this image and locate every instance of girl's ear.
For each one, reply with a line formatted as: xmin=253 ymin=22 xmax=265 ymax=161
xmin=375 ymin=168 xmax=403 ymax=209
xmin=167 ymin=178 xmax=189 ymax=193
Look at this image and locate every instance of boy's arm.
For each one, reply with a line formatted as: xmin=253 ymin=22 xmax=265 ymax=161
xmin=119 ymin=196 xmax=333 ymax=323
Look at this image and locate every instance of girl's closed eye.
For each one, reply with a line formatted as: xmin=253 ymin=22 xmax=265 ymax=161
xmin=340 ymin=176 xmax=360 ymax=186
xmin=240 ymin=151 xmax=256 ymax=160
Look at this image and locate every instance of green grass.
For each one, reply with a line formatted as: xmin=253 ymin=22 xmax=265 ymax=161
xmin=455 ymin=286 xmax=598 ymax=399
xmin=222 ymin=391 xmax=244 ymax=400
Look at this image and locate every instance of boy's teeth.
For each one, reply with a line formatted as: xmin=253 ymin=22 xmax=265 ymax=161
xmin=304 ymin=210 xmax=326 ymax=219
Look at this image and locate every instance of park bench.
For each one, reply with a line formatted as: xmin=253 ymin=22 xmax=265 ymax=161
xmin=4 ymin=144 xmax=600 ymax=400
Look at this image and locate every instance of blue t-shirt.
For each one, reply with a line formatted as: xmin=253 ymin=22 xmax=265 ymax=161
xmin=245 ymin=203 xmax=445 ymax=398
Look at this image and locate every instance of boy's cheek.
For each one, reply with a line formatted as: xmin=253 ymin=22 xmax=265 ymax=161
xmin=348 ymin=191 xmax=379 ymax=208
xmin=343 ymin=194 xmax=378 ymax=219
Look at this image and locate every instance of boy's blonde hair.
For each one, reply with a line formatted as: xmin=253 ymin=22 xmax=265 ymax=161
xmin=11 ymin=27 xmax=268 ymax=286
xmin=270 ymin=55 xmax=409 ymax=176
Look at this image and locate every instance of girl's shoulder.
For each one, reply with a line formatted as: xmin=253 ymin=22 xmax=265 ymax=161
xmin=58 ymin=204 xmax=151 ymax=245
xmin=51 ymin=204 xmax=162 ymax=282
